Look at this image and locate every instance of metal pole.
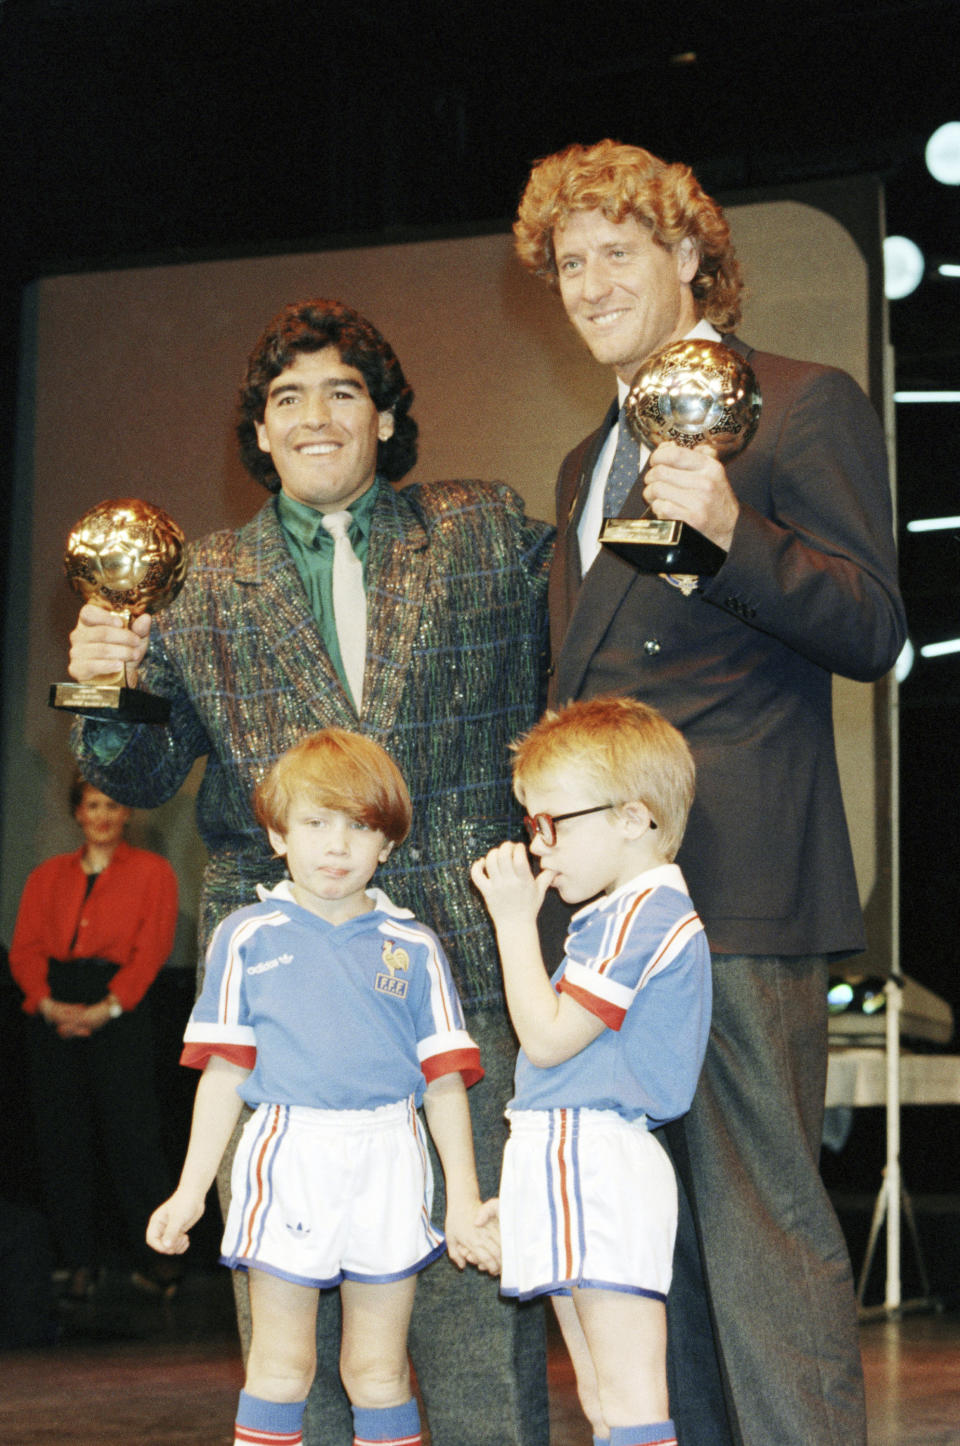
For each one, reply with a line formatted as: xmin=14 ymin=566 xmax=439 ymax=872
xmin=884 ymin=976 xmax=902 ymax=1311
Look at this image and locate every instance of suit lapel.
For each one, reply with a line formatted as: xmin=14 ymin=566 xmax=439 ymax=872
xmin=362 ymin=484 xmax=429 ymax=735
xmin=549 ymin=401 xmax=616 ymax=657
xmin=557 ymin=533 xmax=644 ymax=704
xmin=551 ymin=400 xmax=647 ymax=704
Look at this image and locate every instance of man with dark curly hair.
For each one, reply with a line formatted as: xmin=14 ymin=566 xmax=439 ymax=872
xmin=515 ymin=141 xmax=906 ymax=1446
xmin=66 ymin=297 xmax=553 ymax=1446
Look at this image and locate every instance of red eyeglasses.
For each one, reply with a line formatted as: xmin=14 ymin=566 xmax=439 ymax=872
xmin=522 ymin=803 xmax=615 ymax=847
xmin=522 ymin=803 xmax=658 ymax=847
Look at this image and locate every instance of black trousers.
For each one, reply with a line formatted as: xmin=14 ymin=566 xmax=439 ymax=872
xmin=25 ymin=962 xmax=171 ymax=1270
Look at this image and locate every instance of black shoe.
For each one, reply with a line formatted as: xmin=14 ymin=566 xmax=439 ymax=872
xmin=63 ymin=1266 xmax=97 ymax=1302
xmin=130 ymin=1259 xmax=183 ymax=1299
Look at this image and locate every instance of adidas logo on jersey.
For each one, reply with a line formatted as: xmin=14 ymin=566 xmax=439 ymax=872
xmin=247 ymin=953 xmax=294 ymax=975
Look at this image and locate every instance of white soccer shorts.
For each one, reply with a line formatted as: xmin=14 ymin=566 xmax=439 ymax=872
xmin=498 ymin=1106 xmax=677 ymax=1301
xmin=221 ymin=1097 xmax=444 ymax=1287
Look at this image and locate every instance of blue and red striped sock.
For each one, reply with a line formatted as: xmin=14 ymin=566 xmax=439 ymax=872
xmin=609 ymin=1423 xmax=678 ymax=1446
xmin=233 ymin=1389 xmax=305 ymax=1445
xmin=351 ymin=1397 xmax=422 ymax=1445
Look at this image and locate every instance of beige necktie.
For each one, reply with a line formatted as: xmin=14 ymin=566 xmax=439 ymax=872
xmin=320 ymin=510 xmax=366 ymax=711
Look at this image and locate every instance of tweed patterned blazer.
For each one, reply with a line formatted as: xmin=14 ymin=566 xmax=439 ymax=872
xmin=74 ymin=481 xmax=553 ymax=1007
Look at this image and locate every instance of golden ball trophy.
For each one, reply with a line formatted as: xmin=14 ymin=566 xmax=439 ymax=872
xmin=49 ymin=499 xmax=186 ymax=723
xmin=599 ymin=338 xmax=762 ymax=581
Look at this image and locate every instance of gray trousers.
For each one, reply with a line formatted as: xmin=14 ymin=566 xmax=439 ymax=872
xmin=225 ymin=1007 xmax=549 ymax=1446
xmin=666 ymin=954 xmax=867 ymax=1446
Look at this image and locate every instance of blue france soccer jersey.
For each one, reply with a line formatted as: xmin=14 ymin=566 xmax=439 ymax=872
xmin=511 ymin=864 xmax=711 ymax=1127
xmin=183 ymin=882 xmax=482 ymax=1108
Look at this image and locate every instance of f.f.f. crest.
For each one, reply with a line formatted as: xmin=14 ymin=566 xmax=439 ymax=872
xmin=376 ymin=939 xmax=410 ymax=999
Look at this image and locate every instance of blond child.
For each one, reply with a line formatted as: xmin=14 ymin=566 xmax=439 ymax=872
xmin=471 ymin=696 xmax=711 ymax=1446
xmin=148 ymin=729 xmax=498 ymax=1446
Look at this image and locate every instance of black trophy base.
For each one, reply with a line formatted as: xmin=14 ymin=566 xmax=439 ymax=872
xmin=599 ymin=516 xmax=727 ymax=576
xmin=49 ymin=681 xmax=171 ymax=724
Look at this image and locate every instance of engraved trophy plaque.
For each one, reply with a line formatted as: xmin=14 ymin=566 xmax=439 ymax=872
xmin=599 ymin=338 xmax=761 ymax=581
xmin=49 ymin=499 xmax=186 ymax=723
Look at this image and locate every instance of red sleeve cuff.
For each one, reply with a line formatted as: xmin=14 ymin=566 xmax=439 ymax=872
xmin=180 ymin=1041 xmax=257 ymax=1072
xmin=557 ymin=976 xmax=624 ymax=1031
xmin=421 ymin=1047 xmax=485 ymax=1089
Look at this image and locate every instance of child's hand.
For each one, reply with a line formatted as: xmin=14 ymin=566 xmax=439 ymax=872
xmin=470 ymin=842 xmax=555 ymax=926
xmin=473 ymin=1198 xmax=501 ymax=1272
xmin=444 ymin=1196 xmax=501 ymax=1275
xmin=146 ymin=1189 xmax=205 ymax=1255
xmin=475 ymin=1197 xmax=499 ymax=1230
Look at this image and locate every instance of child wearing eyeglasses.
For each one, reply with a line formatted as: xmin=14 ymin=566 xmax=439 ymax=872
xmin=147 ymin=729 xmax=498 ymax=1446
xmin=470 ymin=695 xmax=711 ymax=1446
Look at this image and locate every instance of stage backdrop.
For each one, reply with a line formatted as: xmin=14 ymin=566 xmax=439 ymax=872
xmin=2 ymin=179 xmax=896 ymax=975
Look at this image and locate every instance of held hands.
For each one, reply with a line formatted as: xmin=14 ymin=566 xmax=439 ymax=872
xmin=146 ymin=1189 xmax=205 ymax=1256
xmin=68 ymin=602 xmax=152 ymax=687
xmin=444 ymin=1195 xmax=501 ymax=1275
xmin=470 ymin=842 xmax=555 ymax=928
xmin=643 ymin=441 xmax=740 ymax=552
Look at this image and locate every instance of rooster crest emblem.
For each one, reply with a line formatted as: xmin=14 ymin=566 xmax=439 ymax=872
xmin=381 ymin=940 xmax=410 ymax=977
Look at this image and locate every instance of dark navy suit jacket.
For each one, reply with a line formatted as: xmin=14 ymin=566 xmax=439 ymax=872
xmin=548 ymin=335 xmax=906 ymax=957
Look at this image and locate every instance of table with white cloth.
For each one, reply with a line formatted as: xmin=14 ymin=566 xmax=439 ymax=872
xmin=827 ymin=1046 xmax=960 ymax=1108
xmin=826 ymin=1045 xmax=960 ymax=1314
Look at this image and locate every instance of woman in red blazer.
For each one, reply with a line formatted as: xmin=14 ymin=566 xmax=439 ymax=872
xmin=10 ymin=776 xmax=178 ymax=1301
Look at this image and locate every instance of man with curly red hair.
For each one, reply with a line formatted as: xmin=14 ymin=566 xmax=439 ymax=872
xmin=515 ymin=140 xmax=905 ymax=1446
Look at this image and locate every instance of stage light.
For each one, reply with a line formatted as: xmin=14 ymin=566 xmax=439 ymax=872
xmin=925 ymin=121 xmax=960 ymax=184
xmin=828 ymin=980 xmax=855 ymax=1012
xmin=906 ymin=515 xmax=960 ymax=532
xmin=895 ymin=391 xmax=960 ymax=402
xmin=921 ymin=638 xmax=960 ymax=659
xmin=828 ymin=976 xmax=887 ymax=1015
xmin=883 ymin=236 xmax=925 ymax=299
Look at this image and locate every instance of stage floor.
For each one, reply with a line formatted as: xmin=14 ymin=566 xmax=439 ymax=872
xmin=1 ymin=1266 xmax=958 ymax=1444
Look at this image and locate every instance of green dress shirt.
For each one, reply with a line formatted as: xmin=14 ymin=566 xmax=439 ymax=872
xmin=275 ymin=479 xmax=380 ymax=700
